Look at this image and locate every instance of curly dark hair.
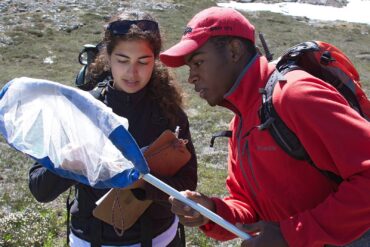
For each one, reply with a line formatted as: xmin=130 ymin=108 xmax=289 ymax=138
xmin=87 ymin=11 xmax=183 ymax=127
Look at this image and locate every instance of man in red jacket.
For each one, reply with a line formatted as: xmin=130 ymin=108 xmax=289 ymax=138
xmin=160 ymin=6 xmax=370 ymax=247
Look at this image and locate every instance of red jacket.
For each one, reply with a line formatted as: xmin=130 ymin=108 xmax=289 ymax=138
xmin=200 ymin=55 xmax=370 ymax=246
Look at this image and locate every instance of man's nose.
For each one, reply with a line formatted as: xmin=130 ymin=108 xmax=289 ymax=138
xmin=188 ymin=72 xmax=198 ymax=85
xmin=188 ymin=76 xmax=197 ymax=84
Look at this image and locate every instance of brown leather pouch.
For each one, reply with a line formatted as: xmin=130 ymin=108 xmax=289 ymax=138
xmin=93 ymin=188 xmax=151 ymax=233
xmin=92 ymin=129 xmax=191 ymax=234
xmin=144 ymin=129 xmax=191 ymax=176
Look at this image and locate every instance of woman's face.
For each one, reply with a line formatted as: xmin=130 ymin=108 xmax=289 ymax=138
xmin=109 ymin=39 xmax=155 ymax=93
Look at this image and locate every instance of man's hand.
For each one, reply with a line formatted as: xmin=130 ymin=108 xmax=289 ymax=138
xmin=237 ymin=221 xmax=288 ymax=247
xmin=169 ymin=190 xmax=215 ymax=227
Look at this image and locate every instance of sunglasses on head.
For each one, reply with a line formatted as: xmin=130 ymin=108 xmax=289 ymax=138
xmin=107 ymin=20 xmax=159 ymax=35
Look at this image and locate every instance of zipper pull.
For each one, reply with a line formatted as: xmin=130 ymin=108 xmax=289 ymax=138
xmin=258 ymin=117 xmax=275 ymax=131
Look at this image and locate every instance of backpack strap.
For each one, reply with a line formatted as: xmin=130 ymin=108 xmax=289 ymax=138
xmin=259 ymin=70 xmax=343 ymax=183
xmin=140 ymin=210 xmax=153 ymax=247
xmin=259 ymin=70 xmax=310 ymax=160
xmin=209 ymin=130 xmax=233 ymax=147
xmin=66 ymin=187 xmax=75 ymax=245
xmin=75 ymin=65 xmax=89 ymax=88
xmin=90 ymin=80 xmax=109 ymax=101
xmin=90 ymin=217 xmax=102 ymax=247
xmin=178 ymin=223 xmax=186 ymax=247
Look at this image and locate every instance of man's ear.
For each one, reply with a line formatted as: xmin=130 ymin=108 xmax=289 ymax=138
xmin=227 ymin=38 xmax=245 ymax=63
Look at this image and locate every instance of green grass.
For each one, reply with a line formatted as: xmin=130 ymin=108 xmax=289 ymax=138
xmin=0 ymin=0 xmax=370 ymax=246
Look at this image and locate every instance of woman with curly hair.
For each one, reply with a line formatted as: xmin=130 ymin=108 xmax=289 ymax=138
xmin=29 ymin=10 xmax=197 ymax=247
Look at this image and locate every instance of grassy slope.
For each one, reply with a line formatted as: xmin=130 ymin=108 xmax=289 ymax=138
xmin=0 ymin=0 xmax=369 ymax=246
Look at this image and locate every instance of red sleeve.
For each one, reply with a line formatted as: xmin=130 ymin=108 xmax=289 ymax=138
xmin=276 ymin=71 xmax=370 ymax=246
xmin=200 ymin=117 xmax=258 ymax=241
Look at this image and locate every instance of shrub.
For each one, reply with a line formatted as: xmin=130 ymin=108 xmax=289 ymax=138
xmin=0 ymin=205 xmax=61 ymax=247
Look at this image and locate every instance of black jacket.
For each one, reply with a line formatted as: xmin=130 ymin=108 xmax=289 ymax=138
xmin=29 ymin=82 xmax=197 ymax=245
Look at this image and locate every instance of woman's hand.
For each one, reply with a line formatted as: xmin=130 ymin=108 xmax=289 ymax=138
xmin=168 ymin=190 xmax=215 ymax=227
xmin=125 ymin=178 xmax=146 ymax=190
xmin=60 ymin=144 xmax=87 ymax=174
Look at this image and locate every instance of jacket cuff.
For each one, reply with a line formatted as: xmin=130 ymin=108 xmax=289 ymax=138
xmin=199 ymin=197 xmax=238 ymax=241
xmin=200 ymin=220 xmax=216 ymax=232
xmin=199 ymin=198 xmax=218 ymax=232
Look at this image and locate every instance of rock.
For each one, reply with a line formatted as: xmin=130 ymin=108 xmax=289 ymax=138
xmin=356 ymin=54 xmax=370 ymax=61
xmin=0 ymin=34 xmax=13 ymax=47
xmin=297 ymin=0 xmax=348 ymax=7
xmin=253 ymin=0 xmax=348 ymax=7
xmin=235 ymin=0 xmax=255 ymax=3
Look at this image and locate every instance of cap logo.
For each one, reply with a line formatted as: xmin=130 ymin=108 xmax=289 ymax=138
xmin=182 ymin=25 xmax=233 ymax=36
xmin=210 ymin=26 xmax=232 ymax=32
xmin=183 ymin=27 xmax=192 ymax=36
xmin=210 ymin=26 xmax=222 ymax=31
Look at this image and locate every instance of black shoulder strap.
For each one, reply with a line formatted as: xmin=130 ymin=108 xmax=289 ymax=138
xmin=259 ymin=70 xmax=309 ymax=160
xmin=140 ymin=210 xmax=153 ymax=247
xmin=178 ymin=223 xmax=186 ymax=247
xmin=66 ymin=187 xmax=76 ymax=245
xmin=209 ymin=130 xmax=233 ymax=147
xmin=259 ymin=70 xmax=343 ymax=183
xmin=90 ymin=218 xmax=102 ymax=247
xmin=90 ymin=80 xmax=108 ymax=101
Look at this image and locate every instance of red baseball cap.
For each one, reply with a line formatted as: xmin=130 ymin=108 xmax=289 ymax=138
xmin=160 ymin=7 xmax=255 ymax=68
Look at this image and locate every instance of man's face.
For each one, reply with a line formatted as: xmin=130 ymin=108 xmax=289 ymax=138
xmin=185 ymin=40 xmax=235 ymax=106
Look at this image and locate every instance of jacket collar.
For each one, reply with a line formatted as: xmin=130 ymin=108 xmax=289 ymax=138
xmin=106 ymin=80 xmax=149 ymax=113
xmin=220 ymin=55 xmax=275 ymax=115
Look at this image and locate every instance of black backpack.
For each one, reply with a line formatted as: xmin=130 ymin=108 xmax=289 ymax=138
xmin=75 ymin=42 xmax=110 ymax=92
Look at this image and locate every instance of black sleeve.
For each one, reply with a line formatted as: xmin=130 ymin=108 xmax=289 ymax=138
xmin=28 ymin=162 xmax=77 ymax=202
xmin=136 ymin=109 xmax=198 ymax=201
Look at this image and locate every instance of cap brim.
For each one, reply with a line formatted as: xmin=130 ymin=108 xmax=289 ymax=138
xmin=160 ymin=39 xmax=203 ymax=68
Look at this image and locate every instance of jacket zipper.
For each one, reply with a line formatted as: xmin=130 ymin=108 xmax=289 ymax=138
xmin=236 ymin=118 xmax=258 ymax=197
xmin=244 ymin=139 xmax=260 ymax=191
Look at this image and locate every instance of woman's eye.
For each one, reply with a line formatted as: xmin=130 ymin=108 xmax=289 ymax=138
xmin=138 ymin=61 xmax=149 ymax=65
xmin=117 ymin=60 xmax=128 ymax=64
